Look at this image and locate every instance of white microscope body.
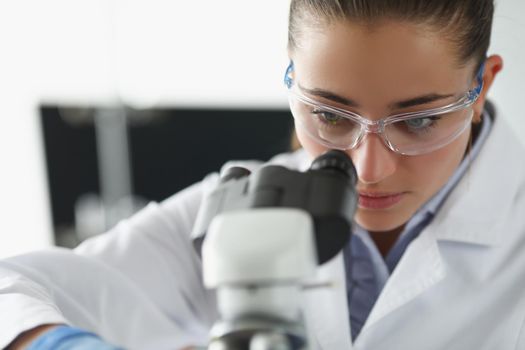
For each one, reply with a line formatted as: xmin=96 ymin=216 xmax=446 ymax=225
xmin=203 ymin=209 xmax=317 ymax=350
xmin=193 ymin=150 xmax=358 ymax=350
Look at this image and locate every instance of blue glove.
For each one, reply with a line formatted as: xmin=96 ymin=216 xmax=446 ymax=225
xmin=26 ymin=325 xmax=123 ymax=350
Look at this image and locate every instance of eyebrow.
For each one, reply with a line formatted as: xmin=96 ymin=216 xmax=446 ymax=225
xmin=298 ymin=84 xmax=455 ymax=110
xmin=298 ymin=85 xmax=360 ymax=108
xmin=393 ymin=93 xmax=455 ymax=109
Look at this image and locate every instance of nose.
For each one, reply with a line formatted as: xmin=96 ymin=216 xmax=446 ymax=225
xmin=350 ymin=134 xmax=397 ymax=185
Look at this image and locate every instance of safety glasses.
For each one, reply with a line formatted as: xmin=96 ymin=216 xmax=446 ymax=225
xmin=284 ymin=61 xmax=484 ymax=156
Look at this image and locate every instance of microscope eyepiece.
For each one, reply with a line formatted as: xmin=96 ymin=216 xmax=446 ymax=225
xmin=309 ymin=150 xmax=357 ymax=186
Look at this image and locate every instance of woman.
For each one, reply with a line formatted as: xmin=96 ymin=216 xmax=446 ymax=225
xmin=3 ymin=0 xmax=525 ymax=349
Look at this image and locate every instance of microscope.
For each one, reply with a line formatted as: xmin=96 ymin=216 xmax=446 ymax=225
xmin=192 ymin=150 xmax=358 ymax=350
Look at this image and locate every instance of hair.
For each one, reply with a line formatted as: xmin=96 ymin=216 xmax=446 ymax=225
xmin=288 ymin=0 xmax=494 ymax=71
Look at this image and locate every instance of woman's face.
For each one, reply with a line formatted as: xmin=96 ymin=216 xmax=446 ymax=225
xmin=291 ymin=20 xmax=479 ymax=233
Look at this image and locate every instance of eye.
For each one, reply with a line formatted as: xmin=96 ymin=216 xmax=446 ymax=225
xmin=404 ymin=116 xmax=439 ymax=130
xmin=312 ymin=109 xmax=344 ymax=125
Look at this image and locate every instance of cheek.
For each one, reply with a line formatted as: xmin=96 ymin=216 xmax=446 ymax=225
xmin=407 ymin=128 xmax=471 ymax=193
xmin=295 ymin=126 xmax=328 ymax=158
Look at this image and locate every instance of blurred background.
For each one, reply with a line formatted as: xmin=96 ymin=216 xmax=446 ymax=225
xmin=0 ymin=0 xmax=523 ymax=258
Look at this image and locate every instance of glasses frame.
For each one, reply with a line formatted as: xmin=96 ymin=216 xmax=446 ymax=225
xmin=284 ymin=61 xmax=485 ymax=155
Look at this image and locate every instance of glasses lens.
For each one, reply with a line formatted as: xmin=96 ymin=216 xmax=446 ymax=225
xmin=289 ymin=94 xmax=360 ymax=149
xmin=289 ymin=91 xmax=474 ymax=155
xmin=384 ymin=108 xmax=474 ymax=155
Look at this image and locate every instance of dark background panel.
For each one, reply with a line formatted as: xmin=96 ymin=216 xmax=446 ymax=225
xmin=40 ymin=106 xmax=294 ymax=234
xmin=129 ymin=109 xmax=295 ymax=203
xmin=40 ymin=107 xmax=100 ymax=228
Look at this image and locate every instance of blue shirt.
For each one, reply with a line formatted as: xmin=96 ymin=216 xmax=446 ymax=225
xmin=344 ymin=112 xmax=493 ymax=341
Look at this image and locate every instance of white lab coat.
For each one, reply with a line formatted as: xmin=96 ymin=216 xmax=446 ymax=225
xmin=1 ymin=111 xmax=525 ymax=350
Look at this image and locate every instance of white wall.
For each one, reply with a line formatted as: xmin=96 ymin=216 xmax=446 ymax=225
xmin=0 ymin=0 xmax=523 ymax=258
xmin=490 ymin=0 xmax=525 ymax=133
xmin=0 ymin=0 xmax=290 ymax=258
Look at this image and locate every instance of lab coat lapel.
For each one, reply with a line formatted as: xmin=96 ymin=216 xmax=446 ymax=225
xmin=302 ymin=253 xmax=353 ymax=349
xmin=360 ymin=229 xmax=446 ymax=334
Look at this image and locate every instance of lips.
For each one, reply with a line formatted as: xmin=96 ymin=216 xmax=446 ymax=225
xmin=357 ymin=191 xmax=405 ymax=210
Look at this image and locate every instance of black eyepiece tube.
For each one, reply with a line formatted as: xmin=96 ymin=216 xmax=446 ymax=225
xmin=192 ymin=150 xmax=358 ymax=265
xmin=309 ymin=150 xmax=357 ymax=186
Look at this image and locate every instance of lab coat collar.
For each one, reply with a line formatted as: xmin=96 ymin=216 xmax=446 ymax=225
xmin=358 ymin=228 xmax=446 ymax=337
xmin=302 ymin=231 xmax=447 ymax=348
xmin=430 ymin=114 xmax=524 ymax=247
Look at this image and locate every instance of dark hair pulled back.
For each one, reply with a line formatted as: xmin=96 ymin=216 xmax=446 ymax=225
xmin=288 ymin=0 xmax=493 ymax=70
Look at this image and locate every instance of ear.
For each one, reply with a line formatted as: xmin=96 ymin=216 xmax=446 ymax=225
xmin=472 ymin=54 xmax=503 ymax=122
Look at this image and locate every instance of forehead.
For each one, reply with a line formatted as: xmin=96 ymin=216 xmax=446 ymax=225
xmin=290 ymin=20 xmax=474 ymax=107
